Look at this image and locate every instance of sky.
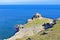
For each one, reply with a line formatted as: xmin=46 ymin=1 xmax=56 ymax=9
xmin=0 ymin=0 xmax=60 ymax=5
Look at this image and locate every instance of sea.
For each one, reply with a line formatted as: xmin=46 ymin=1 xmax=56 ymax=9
xmin=0 ymin=5 xmax=60 ymax=40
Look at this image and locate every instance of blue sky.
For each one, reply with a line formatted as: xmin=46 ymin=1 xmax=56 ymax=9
xmin=0 ymin=0 xmax=60 ymax=5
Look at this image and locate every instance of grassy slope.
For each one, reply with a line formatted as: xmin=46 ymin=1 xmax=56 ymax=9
xmin=24 ymin=18 xmax=52 ymax=28
xmin=16 ymin=21 xmax=60 ymax=40
xmin=27 ymin=21 xmax=60 ymax=40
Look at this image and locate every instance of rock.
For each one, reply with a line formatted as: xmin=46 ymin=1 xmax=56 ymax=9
xmin=52 ymin=20 xmax=56 ymax=25
xmin=16 ymin=24 xmax=24 ymax=31
xmin=32 ymin=12 xmax=42 ymax=19
xmin=56 ymin=18 xmax=60 ymax=21
xmin=26 ymin=38 xmax=31 ymax=40
xmin=42 ymin=23 xmax=54 ymax=29
xmin=16 ymin=24 xmax=23 ymax=28
xmin=7 ymin=25 xmax=44 ymax=40
xmin=41 ymin=32 xmax=48 ymax=35
xmin=7 ymin=12 xmax=53 ymax=40
xmin=27 ymin=19 xmax=32 ymax=22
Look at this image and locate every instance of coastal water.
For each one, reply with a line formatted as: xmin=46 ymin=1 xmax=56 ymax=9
xmin=0 ymin=5 xmax=60 ymax=40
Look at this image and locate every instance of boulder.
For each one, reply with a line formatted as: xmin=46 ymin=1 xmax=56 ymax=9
xmin=32 ymin=12 xmax=42 ymax=19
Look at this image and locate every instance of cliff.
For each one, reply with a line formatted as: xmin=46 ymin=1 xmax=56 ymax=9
xmin=16 ymin=20 xmax=60 ymax=40
xmin=7 ymin=13 xmax=54 ymax=40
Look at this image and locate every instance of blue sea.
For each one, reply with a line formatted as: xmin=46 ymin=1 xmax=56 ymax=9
xmin=0 ymin=5 xmax=60 ymax=40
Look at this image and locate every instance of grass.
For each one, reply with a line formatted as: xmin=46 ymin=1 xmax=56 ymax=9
xmin=16 ymin=21 xmax=60 ymax=40
xmin=24 ymin=18 xmax=52 ymax=28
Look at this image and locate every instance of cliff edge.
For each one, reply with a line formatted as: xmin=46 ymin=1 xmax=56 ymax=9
xmin=7 ymin=13 xmax=53 ymax=40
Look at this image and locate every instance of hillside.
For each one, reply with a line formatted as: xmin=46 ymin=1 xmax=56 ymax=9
xmin=16 ymin=21 xmax=60 ymax=40
xmin=7 ymin=13 xmax=55 ymax=40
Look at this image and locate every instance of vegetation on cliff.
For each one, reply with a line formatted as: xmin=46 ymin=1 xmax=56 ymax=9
xmin=16 ymin=21 xmax=60 ymax=40
xmin=24 ymin=18 xmax=52 ymax=28
xmin=7 ymin=13 xmax=59 ymax=40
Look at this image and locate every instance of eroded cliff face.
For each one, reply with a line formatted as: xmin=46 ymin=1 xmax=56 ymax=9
xmin=7 ymin=25 xmax=44 ymax=40
xmin=7 ymin=13 xmax=53 ymax=40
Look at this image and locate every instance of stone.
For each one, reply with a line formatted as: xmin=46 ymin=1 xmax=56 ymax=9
xmin=26 ymin=38 xmax=31 ymax=40
xmin=32 ymin=12 xmax=42 ymax=19
xmin=41 ymin=32 xmax=47 ymax=35
xmin=27 ymin=19 xmax=32 ymax=22
xmin=56 ymin=18 xmax=60 ymax=21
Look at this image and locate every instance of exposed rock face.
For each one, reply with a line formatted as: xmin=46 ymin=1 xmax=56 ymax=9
xmin=42 ymin=23 xmax=54 ymax=29
xmin=28 ymin=13 xmax=42 ymax=22
xmin=7 ymin=13 xmax=53 ymax=40
xmin=16 ymin=24 xmax=24 ymax=32
xmin=7 ymin=25 xmax=44 ymax=40
xmin=32 ymin=12 xmax=42 ymax=19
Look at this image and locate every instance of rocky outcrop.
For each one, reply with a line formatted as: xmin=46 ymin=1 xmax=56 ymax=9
xmin=7 ymin=13 xmax=53 ymax=40
xmin=32 ymin=12 xmax=43 ymax=19
xmin=7 ymin=25 xmax=44 ymax=40
xmin=28 ymin=12 xmax=43 ymax=22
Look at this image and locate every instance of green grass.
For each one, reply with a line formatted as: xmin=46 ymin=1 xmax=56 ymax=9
xmin=24 ymin=18 xmax=52 ymax=28
xmin=16 ymin=21 xmax=60 ymax=40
